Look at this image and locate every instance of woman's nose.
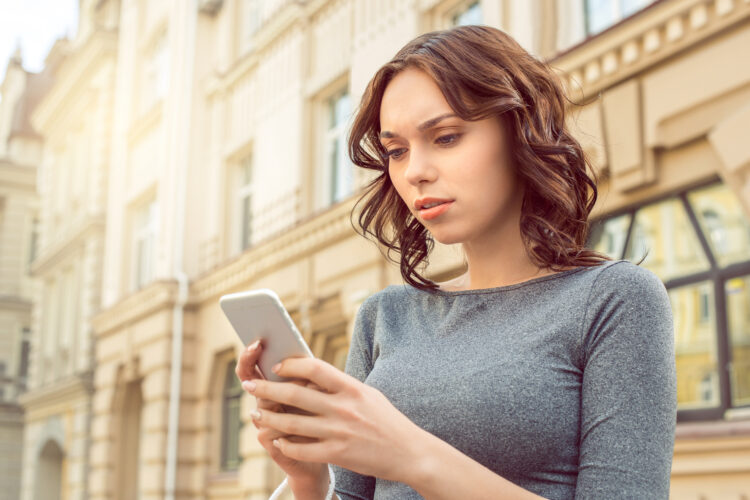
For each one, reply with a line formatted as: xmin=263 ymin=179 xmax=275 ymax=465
xmin=404 ymin=147 xmax=437 ymax=185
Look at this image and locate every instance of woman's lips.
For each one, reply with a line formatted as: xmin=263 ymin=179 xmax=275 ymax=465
xmin=419 ymin=201 xmax=454 ymax=220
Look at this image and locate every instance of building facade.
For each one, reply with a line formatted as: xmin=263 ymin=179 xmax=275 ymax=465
xmin=14 ymin=1 xmax=120 ymax=500
xmin=0 ymin=46 xmax=47 ymax=500
xmin=5 ymin=0 xmax=750 ymax=499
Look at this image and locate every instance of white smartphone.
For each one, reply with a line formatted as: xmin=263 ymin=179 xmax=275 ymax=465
xmin=219 ymin=289 xmax=314 ymax=382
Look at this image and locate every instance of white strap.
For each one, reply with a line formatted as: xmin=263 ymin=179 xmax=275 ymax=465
xmin=268 ymin=465 xmax=336 ymax=500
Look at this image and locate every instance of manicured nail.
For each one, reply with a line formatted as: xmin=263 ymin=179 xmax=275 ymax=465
xmin=247 ymin=340 xmax=260 ymax=351
xmin=242 ymin=380 xmax=256 ymax=392
xmin=272 ymin=363 xmax=281 ymax=373
xmin=250 ymin=409 xmax=261 ymax=420
xmin=273 ymin=439 xmax=281 ymax=448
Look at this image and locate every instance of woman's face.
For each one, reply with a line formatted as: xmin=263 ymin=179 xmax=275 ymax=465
xmin=379 ymin=67 xmax=525 ymax=246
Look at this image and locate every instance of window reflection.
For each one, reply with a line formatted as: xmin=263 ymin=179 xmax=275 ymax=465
xmin=588 ymin=213 xmax=630 ymax=258
xmin=688 ymin=183 xmax=750 ymax=267
xmin=452 ymin=1 xmax=482 ymax=26
xmin=623 ymin=198 xmax=710 ymax=282
xmin=669 ymin=283 xmax=720 ymax=409
xmin=727 ymin=276 xmax=750 ymax=406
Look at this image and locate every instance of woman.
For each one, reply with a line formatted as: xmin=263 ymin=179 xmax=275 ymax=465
xmin=235 ymin=25 xmax=676 ymax=500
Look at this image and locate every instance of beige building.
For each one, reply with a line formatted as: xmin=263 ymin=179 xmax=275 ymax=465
xmin=5 ymin=0 xmax=749 ymax=499
xmin=0 ymin=46 xmax=46 ymax=500
xmin=13 ymin=1 xmax=120 ymax=500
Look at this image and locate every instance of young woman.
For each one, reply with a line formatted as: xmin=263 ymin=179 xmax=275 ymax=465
xmin=235 ymin=25 xmax=676 ymax=500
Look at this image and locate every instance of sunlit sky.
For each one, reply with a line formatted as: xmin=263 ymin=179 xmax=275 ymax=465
xmin=0 ymin=0 xmax=79 ymax=103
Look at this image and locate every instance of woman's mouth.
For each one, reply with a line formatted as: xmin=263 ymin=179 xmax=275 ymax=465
xmin=419 ymin=201 xmax=454 ymax=220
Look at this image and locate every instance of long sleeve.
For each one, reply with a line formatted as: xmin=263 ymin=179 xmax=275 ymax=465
xmin=575 ymin=262 xmax=677 ymax=499
xmin=331 ymin=296 xmax=378 ymax=500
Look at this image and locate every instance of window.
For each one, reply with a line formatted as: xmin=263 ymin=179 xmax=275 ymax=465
xmin=133 ymin=199 xmax=158 ymax=290
xmin=587 ymin=180 xmax=750 ymax=420
xmin=221 ymin=360 xmax=243 ymax=470
xmin=18 ymin=336 xmax=30 ymax=392
xmin=141 ymin=32 xmax=169 ymax=113
xmin=451 ymin=1 xmax=482 ymax=26
xmin=584 ymin=0 xmax=654 ymax=36
xmin=241 ymin=0 xmax=262 ymax=52
xmin=28 ymin=218 xmax=39 ymax=269
xmin=324 ymin=90 xmax=353 ymax=206
xmin=236 ymin=154 xmax=254 ymax=252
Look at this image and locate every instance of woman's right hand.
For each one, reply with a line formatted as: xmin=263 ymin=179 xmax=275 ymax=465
xmin=235 ymin=341 xmax=331 ymax=496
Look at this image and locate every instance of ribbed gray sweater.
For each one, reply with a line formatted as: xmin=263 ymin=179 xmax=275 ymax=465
xmin=331 ymin=259 xmax=676 ymax=500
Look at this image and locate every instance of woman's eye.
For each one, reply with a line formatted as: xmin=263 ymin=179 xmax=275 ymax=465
xmin=436 ymin=133 xmax=461 ymax=145
xmin=387 ymin=148 xmax=407 ymax=160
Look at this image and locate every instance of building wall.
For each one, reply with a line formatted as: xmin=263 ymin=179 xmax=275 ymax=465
xmin=15 ymin=2 xmax=120 ymax=500
xmin=0 ymin=42 xmax=43 ymax=500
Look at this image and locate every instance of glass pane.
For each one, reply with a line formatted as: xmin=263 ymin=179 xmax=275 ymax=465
xmin=669 ymin=282 xmax=721 ymax=409
xmin=620 ymin=0 xmax=652 ymax=17
xmin=453 ymin=1 xmax=482 ymax=26
xmin=687 ymin=183 xmax=750 ymax=268
xmin=587 ymin=213 xmax=631 ymax=258
xmin=586 ymin=0 xmax=617 ymax=35
xmin=727 ymin=275 xmax=750 ymax=406
xmin=241 ymin=155 xmax=253 ymax=185
xmin=623 ymin=198 xmax=710 ymax=282
xmin=241 ymin=194 xmax=252 ymax=250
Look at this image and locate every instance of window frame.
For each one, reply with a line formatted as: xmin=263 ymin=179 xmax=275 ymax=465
xmin=220 ymin=360 xmax=244 ymax=471
xmin=587 ymin=177 xmax=750 ymax=422
xmin=321 ymin=86 xmax=354 ymax=207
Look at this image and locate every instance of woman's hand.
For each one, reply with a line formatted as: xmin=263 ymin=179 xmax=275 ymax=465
xmin=240 ymin=355 xmax=424 ymax=484
xmin=235 ymin=342 xmax=330 ymax=497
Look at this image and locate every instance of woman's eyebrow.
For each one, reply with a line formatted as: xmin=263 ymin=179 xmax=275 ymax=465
xmin=379 ymin=113 xmax=458 ymax=139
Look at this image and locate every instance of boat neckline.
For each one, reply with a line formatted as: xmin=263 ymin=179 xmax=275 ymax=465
xmin=416 ymin=266 xmax=591 ymax=296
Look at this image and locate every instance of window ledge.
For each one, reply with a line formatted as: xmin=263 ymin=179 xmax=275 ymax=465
xmin=676 ymin=413 xmax=750 ymax=440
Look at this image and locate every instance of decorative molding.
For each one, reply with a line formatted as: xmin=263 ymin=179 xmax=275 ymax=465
xmin=90 ymin=280 xmax=179 ymax=337
xmin=552 ymin=0 xmax=750 ymax=102
xmin=191 ymin=192 xmax=362 ymax=304
xmin=30 ymin=214 xmax=105 ymax=277
xmin=30 ymin=29 xmax=118 ymax=133
xmin=17 ymin=372 xmax=93 ymax=413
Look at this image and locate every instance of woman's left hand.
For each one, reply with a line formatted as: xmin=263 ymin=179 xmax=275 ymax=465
xmin=241 ymin=356 xmax=424 ymax=484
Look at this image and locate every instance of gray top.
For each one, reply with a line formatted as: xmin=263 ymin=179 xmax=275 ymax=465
xmin=332 ymin=260 xmax=676 ymax=500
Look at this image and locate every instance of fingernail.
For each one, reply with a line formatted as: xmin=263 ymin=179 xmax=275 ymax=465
xmin=273 ymin=439 xmax=281 ymax=448
xmin=250 ymin=409 xmax=261 ymax=420
xmin=247 ymin=340 xmax=260 ymax=351
xmin=272 ymin=363 xmax=281 ymax=373
xmin=242 ymin=380 xmax=256 ymax=392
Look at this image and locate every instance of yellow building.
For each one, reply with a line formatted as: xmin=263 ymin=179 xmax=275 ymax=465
xmin=6 ymin=0 xmax=750 ymax=499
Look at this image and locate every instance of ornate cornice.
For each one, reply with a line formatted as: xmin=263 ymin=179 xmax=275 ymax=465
xmin=91 ymin=280 xmax=179 ymax=337
xmin=30 ymin=29 xmax=118 ymax=133
xmin=31 ymin=214 xmax=105 ymax=277
xmin=17 ymin=372 xmax=93 ymax=414
xmin=205 ymin=0 xmax=304 ymax=98
xmin=552 ymin=0 xmax=750 ymax=102
xmin=0 ymin=161 xmax=36 ymax=190
xmin=191 ymin=193 xmax=361 ymax=304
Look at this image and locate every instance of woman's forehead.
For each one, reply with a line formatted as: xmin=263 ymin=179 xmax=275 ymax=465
xmin=379 ymin=69 xmax=455 ymax=133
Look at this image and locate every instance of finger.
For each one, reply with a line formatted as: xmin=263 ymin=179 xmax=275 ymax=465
xmin=257 ymin=427 xmax=317 ymax=444
xmin=245 ymin=379 xmax=330 ymax=415
xmin=235 ymin=341 xmax=263 ymax=381
xmin=252 ymin=407 xmax=328 ymax=439
xmin=272 ymin=437 xmax=329 ymax=464
xmin=272 ymin=357 xmax=351 ymax=394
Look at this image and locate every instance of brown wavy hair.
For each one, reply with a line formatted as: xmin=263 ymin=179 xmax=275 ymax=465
xmin=349 ymin=25 xmax=614 ymax=292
